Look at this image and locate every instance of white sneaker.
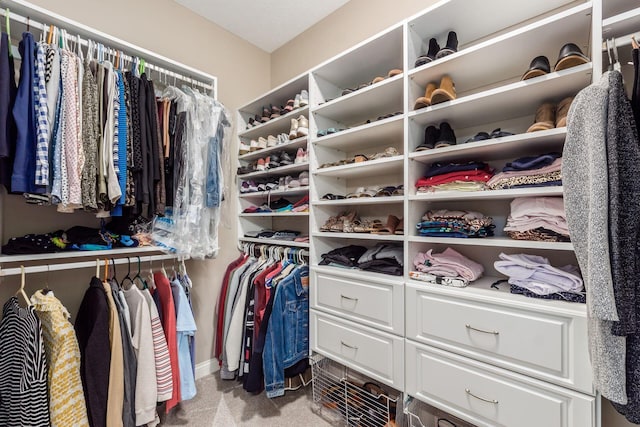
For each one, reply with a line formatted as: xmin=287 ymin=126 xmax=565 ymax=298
xmin=267 ymin=135 xmax=278 ymax=147
xmin=289 ymin=118 xmax=299 ymax=140
xmin=300 ymin=90 xmax=309 ymax=107
xmin=294 ymin=148 xmax=305 ymax=164
xmin=258 ymin=137 xmax=268 ymax=149
xmin=296 ymin=115 xmax=309 ymax=138
xmin=238 ymin=141 xmax=250 ymax=155
xmin=249 ymin=139 xmax=260 ymax=152
xmin=293 ymin=94 xmax=301 ymax=109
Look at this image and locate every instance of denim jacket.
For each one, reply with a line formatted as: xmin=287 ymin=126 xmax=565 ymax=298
xmin=263 ymin=265 xmax=309 ymax=398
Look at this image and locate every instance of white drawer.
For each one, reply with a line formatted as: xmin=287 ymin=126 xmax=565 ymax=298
xmin=311 ymin=268 xmax=404 ymax=334
xmin=311 ymin=310 xmax=404 ymax=389
xmin=405 ymin=283 xmax=592 ymax=393
xmin=406 ymin=342 xmax=597 ymax=427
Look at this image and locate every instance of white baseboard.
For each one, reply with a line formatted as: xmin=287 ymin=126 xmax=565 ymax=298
xmin=195 ymin=358 xmax=220 ymax=380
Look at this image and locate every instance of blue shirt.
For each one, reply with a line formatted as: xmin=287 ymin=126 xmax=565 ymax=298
xmin=172 ymin=279 xmax=197 ymax=401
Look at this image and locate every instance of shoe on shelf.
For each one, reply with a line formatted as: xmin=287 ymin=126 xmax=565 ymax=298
xmin=257 ymin=136 xmax=268 ymax=150
xmin=430 ymin=75 xmax=456 ymax=105
xmin=434 ymin=122 xmax=456 ymax=148
xmin=279 ymin=151 xmax=294 ymax=166
xmin=238 ymin=141 xmax=250 ymax=155
xmin=256 ymin=158 xmax=267 ymax=171
xmin=555 ymin=96 xmax=573 ymax=127
xmin=371 ymin=215 xmax=401 ymax=235
xmin=278 ymin=133 xmax=289 ymax=145
xmin=267 ymin=135 xmax=278 ymax=147
xmin=261 ymin=106 xmax=271 ymax=122
xmin=416 ymin=125 xmax=438 ymax=151
xmin=414 ymin=82 xmax=437 ymax=110
xmin=387 ymin=68 xmax=402 ymax=78
xmin=296 ymin=115 xmax=309 ymax=138
xmin=372 ymin=76 xmax=385 ymax=84
xmin=246 ymin=117 xmax=257 ymax=129
xmin=289 ymin=118 xmax=299 ymax=140
xmin=522 ymin=55 xmax=550 ymax=80
xmin=463 ymin=131 xmax=490 ymax=144
xmin=415 ymin=38 xmax=440 ymax=67
xmin=293 ymin=94 xmax=301 ymax=109
xmin=554 ymin=42 xmax=589 ymax=72
xmin=268 ymin=153 xmax=280 ymax=169
xmin=300 ymin=90 xmax=309 ymax=107
xmin=249 ymin=139 xmax=261 ymax=152
xmin=299 ymin=171 xmax=309 ymax=186
xmin=270 ymin=104 xmax=281 ymax=120
xmin=527 ymin=102 xmax=556 ymax=132
xmin=294 ymin=148 xmax=306 ymax=164
xmin=436 ymin=31 xmax=458 ymax=59
xmin=283 ymin=99 xmax=295 ymax=113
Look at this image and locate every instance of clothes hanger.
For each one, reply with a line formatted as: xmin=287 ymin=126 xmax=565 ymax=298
xmin=121 ymin=258 xmax=134 ymax=290
xmin=5 ymin=9 xmax=11 ymax=58
xmin=606 ymin=38 xmax=614 ymax=72
xmin=612 ymin=37 xmax=621 ymax=72
xmin=110 ymin=258 xmax=121 ymax=289
xmin=132 ymin=256 xmax=146 ymax=290
xmin=103 ymin=258 xmax=109 ymax=283
xmin=632 ymin=36 xmax=639 ymax=50
xmin=96 ymin=258 xmax=101 ymax=280
xmin=147 ymin=258 xmax=156 ymax=290
xmin=17 ymin=266 xmax=31 ymax=307
xmin=42 ymin=264 xmax=52 ymax=295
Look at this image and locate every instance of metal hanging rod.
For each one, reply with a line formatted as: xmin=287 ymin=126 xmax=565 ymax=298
xmin=0 ymin=0 xmax=217 ymax=97
xmin=0 ymin=253 xmax=184 ymax=277
xmin=240 ymin=242 xmax=309 ymax=258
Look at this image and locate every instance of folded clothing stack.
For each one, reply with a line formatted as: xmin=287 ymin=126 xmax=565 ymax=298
xmin=411 ymin=247 xmax=484 ymax=287
xmin=487 ymin=153 xmax=562 ymax=190
xmin=417 ymin=209 xmax=495 ymax=238
xmin=494 ymin=252 xmax=585 ymax=303
xmin=242 ymin=195 xmax=309 ymax=213
xmin=504 ymin=197 xmax=569 ymax=242
xmin=244 ymin=229 xmax=301 ymax=241
xmin=416 ymin=161 xmax=494 ymax=193
xmin=319 ymin=244 xmax=403 ymax=276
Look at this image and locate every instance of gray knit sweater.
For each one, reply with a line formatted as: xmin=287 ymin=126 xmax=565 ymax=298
xmin=563 ymin=71 xmax=626 ymax=404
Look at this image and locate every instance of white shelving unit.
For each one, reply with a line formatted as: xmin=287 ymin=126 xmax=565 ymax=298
xmin=235 ymin=0 xmax=613 ymax=424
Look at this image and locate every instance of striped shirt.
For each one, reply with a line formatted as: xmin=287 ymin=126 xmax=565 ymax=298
xmin=34 ymin=42 xmax=50 ymax=187
xmin=0 ymin=297 xmax=50 ymax=426
xmin=142 ymin=289 xmax=173 ymax=401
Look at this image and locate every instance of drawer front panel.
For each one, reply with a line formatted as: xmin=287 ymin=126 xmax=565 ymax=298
xmin=313 ymin=270 xmax=403 ymax=334
xmin=311 ymin=310 xmax=404 ymax=389
xmin=406 ymin=342 xmax=596 ymax=427
xmin=405 ymin=283 xmax=591 ymax=392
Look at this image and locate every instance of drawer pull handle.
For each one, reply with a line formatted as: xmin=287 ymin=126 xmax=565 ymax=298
xmin=465 ymin=324 xmax=499 ymax=335
xmin=340 ymin=294 xmax=358 ymax=302
xmin=465 ymin=388 xmax=499 ymax=404
xmin=340 ymin=341 xmax=358 ymax=351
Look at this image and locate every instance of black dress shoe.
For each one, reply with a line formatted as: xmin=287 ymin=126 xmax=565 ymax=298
xmin=279 ymin=151 xmax=294 ymax=166
xmin=268 ymin=152 xmax=281 ymax=169
xmin=435 ymin=122 xmax=456 ymax=148
xmin=415 ymin=38 xmax=440 ymax=67
xmin=416 ymin=125 xmax=439 ymax=151
xmin=554 ymin=42 xmax=589 ymax=71
xmin=522 ymin=55 xmax=550 ymax=80
xmin=436 ymin=31 xmax=458 ymax=59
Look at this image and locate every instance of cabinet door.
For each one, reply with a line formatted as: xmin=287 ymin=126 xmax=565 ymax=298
xmin=312 ymin=269 xmax=404 ymax=334
xmin=406 ymin=341 xmax=597 ymax=427
xmin=311 ymin=310 xmax=404 ymax=389
xmin=405 ymin=283 xmax=592 ymax=394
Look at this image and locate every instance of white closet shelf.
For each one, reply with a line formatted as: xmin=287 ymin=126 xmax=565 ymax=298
xmin=237 ymin=162 xmax=309 ymax=179
xmin=313 ymin=232 xmax=405 ymax=242
xmin=408 ymin=235 xmax=574 ymax=251
xmin=408 ymin=3 xmax=591 ymax=92
xmin=239 ymin=212 xmax=309 ymax=217
xmin=312 ymin=115 xmax=403 ymax=151
xmin=408 ymin=187 xmax=564 ymax=201
xmin=0 ymin=246 xmax=166 ymax=264
xmin=238 ymin=106 xmax=309 ymax=140
xmin=604 ymin=0 xmax=637 ymax=21
xmin=238 ymin=73 xmax=308 ymax=116
xmin=602 ymin=6 xmax=640 ymax=40
xmin=405 ymin=277 xmax=586 ymax=316
xmin=314 ymin=156 xmax=403 ymax=179
xmin=409 ymin=128 xmax=566 ymax=164
xmin=239 ymin=186 xmax=310 ymax=199
xmin=238 ymin=136 xmax=307 ymax=162
xmin=313 ymin=264 xmax=405 ymax=285
xmin=313 ymin=75 xmax=403 ymax=123
xmin=408 ymin=63 xmax=592 ymax=128
xmin=239 ymin=237 xmax=309 ymax=248
xmin=313 ymin=195 xmax=404 ymax=206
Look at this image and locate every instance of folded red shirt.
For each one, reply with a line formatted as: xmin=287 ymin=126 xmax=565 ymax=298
xmin=416 ymin=168 xmax=494 ymax=187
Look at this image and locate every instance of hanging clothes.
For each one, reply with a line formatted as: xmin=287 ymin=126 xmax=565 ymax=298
xmin=102 ymin=280 xmax=125 ymax=427
xmin=172 ymin=278 xmax=197 ymax=401
xmin=0 ymin=297 xmax=50 ymax=427
xmin=32 ymin=290 xmax=89 ymax=427
xmin=75 ymin=277 xmax=111 ymax=427
xmin=0 ymin=31 xmax=17 ymax=189
xmin=141 ymin=287 xmax=173 ymax=403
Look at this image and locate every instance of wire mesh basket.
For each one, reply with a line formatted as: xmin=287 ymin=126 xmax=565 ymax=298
xmin=311 ymin=354 xmax=403 ymax=427
xmin=403 ymin=396 xmax=476 ymax=427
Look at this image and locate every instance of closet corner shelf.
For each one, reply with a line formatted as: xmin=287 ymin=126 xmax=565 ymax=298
xmin=603 ymin=0 xmax=635 ymax=21
xmin=238 ymin=136 xmax=308 ymax=162
xmin=238 ymin=106 xmax=310 ymax=140
xmin=407 ymin=2 xmax=591 ymax=90
xmin=311 ymin=115 xmax=404 ymax=152
xmin=237 ymin=162 xmax=309 ymax=180
xmin=239 ymin=237 xmax=309 ymax=248
xmin=407 ymin=235 xmax=574 ymax=251
xmin=602 ymin=6 xmax=640 ymax=39
xmin=312 ymin=232 xmax=405 ymax=242
xmin=0 ymin=246 xmax=166 ymax=264
xmin=313 ymin=264 xmax=405 ymax=285
xmin=312 ymin=74 xmax=404 ymax=123
xmin=313 ymin=156 xmax=403 ymax=179
xmin=239 ymin=212 xmax=309 ymax=218
xmin=407 ymin=63 xmax=592 ymax=128
xmin=408 ymin=186 xmax=564 ymax=202
xmin=239 ymin=186 xmax=310 ymax=199
xmin=405 ymin=277 xmax=587 ymax=316
xmin=408 ymin=127 xmax=567 ymax=164
xmin=313 ymin=195 xmax=404 ymax=206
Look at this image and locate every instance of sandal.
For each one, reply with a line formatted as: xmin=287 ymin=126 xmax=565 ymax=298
xmin=353 ymin=154 xmax=369 ymax=163
xmin=320 ymin=213 xmax=344 ymax=232
xmin=321 ymin=193 xmax=345 ymax=200
xmin=374 ymin=186 xmax=396 ymax=197
xmin=490 ymin=128 xmax=515 ymax=139
xmin=346 ymin=187 xmax=376 ymax=198
xmin=369 ymin=147 xmax=400 ymax=160
xmin=394 ymin=218 xmax=404 ymax=235
xmin=391 ymin=185 xmax=404 ymax=196
xmin=352 ymin=218 xmax=380 ymax=233
xmin=371 ymin=215 xmax=400 ymax=235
